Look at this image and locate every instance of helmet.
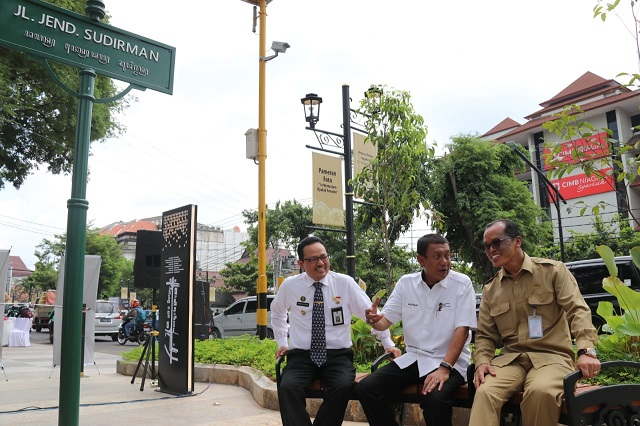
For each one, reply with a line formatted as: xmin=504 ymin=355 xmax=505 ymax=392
xmin=131 ymin=300 xmax=140 ymax=308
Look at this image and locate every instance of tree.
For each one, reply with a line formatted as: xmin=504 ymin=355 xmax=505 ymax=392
xmin=0 ymin=0 xmax=128 ymax=190
xmin=352 ymin=85 xmax=433 ymax=289
xmin=223 ymin=199 xmax=413 ymax=297
xmin=29 ymin=228 xmax=131 ymax=297
xmin=423 ymin=134 xmax=553 ymax=284
xmin=548 ymin=213 xmax=640 ymax=262
xmin=354 ymin=225 xmax=414 ymax=297
xmin=21 ymin=253 xmax=58 ymax=294
xmin=219 ymin=255 xmax=271 ymax=296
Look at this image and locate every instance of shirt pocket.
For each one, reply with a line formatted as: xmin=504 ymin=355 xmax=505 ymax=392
xmin=527 ymin=289 xmax=559 ymax=327
xmin=490 ymin=302 xmax=516 ymax=336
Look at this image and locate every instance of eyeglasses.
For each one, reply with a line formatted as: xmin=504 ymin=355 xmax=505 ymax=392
xmin=484 ymin=237 xmax=512 ymax=252
xmin=303 ymin=254 xmax=329 ymax=264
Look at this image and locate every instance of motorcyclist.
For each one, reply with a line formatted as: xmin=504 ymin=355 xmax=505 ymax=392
xmin=123 ymin=300 xmax=145 ymax=337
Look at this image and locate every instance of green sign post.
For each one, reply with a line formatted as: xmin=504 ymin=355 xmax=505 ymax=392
xmin=0 ymin=1 xmax=175 ymax=425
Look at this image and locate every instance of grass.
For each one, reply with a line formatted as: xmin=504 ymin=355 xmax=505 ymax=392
xmin=122 ymin=335 xmax=640 ymax=386
xmin=122 ymin=335 xmax=280 ymax=379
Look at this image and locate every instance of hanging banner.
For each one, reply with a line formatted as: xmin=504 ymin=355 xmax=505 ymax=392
xmin=158 ymin=204 xmax=197 ymax=396
xmin=353 ymin=132 xmax=377 ymax=176
xmin=53 ymin=255 xmax=101 ymax=368
xmin=353 ymin=131 xmax=377 ymax=195
xmin=0 ymin=249 xmax=10 ymax=358
xmin=312 ymin=152 xmax=344 ymax=227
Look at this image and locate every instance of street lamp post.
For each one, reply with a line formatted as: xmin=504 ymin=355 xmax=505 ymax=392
xmin=506 ymin=141 xmax=567 ymax=262
xmin=301 ymin=85 xmax=356 ymax=278
xmin=240 ymin=0 xmax=288 ymax=339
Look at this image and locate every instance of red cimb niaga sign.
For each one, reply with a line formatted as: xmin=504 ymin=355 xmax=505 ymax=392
xmin=550 ymin=167 xmax=614 ymax=201
xmin=543 ymin=132 xmax=609 ymax=170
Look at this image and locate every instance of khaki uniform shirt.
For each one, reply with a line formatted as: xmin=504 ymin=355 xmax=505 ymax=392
xmin=474 ymin=254 xmax=597 ymax=369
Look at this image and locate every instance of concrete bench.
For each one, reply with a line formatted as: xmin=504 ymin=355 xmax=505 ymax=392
xmin=276 ymin=356 xmax=640 ymax=425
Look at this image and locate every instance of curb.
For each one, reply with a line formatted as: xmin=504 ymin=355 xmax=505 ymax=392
xmin=116 ymin=360 xmax=470 ymax=425
xmin=116 ymin=360 xmax=368 ymax=421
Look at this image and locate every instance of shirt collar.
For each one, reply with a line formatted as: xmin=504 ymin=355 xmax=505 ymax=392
xmin=498 ymin=252 xmax=533 ymax=281
xmin=420 ymin=269 xmax=450 ymax=288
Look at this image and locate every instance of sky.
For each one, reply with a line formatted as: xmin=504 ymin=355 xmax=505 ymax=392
xmin=2 ymin=0 xmax=639 ymax=270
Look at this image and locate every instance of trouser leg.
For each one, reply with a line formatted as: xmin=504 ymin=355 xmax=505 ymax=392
xmin=468 ymin=362 xmax=527 ymax=426
xmin=420 ymin=368 xmax=465 ymax=426
xmin=313 ymin=348 xmax=356 ymax=426
xmin=358 ymin=361 xmax=422 ymax=426
xmin=279 ymin=351 xmax=316 ymax=426
xmin=520 ymin=361 xmax=573 ymax=426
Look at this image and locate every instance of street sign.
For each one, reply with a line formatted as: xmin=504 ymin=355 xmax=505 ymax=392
xmin=0 ymin=0 xmax=175 ymax=94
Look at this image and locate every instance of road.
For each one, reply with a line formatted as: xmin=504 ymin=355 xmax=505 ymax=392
xmin=29 ymin=328 xmax=145 ymax=356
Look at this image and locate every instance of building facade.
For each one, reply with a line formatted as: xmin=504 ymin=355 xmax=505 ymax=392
xmin=483 ymin=71 xmax=640 ymax=243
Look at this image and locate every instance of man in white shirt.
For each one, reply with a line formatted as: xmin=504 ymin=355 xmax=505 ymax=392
xmin=361 ymin=234 xmax=477 ymax=426
xmin=271 ymin=236 xmax=394 ymax=426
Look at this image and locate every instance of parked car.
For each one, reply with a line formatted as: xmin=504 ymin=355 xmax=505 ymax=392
xmin=94 ymin=300 xmax=122 ymax=341
xmin=212 ymin=295 xmax=276 ymax=339
xmin=565 ymin=255 xmax=640 ymax=330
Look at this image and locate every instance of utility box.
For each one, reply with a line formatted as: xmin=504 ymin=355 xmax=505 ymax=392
xmin=245 ymin=128 xmax=265 ymax=161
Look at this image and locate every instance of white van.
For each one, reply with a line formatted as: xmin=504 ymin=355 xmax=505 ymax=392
xmin=212 ymin=295 xmax=275 ymax=339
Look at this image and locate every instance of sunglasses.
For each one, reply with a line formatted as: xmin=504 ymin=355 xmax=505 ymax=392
xmin=484 ymin=237 xmax=512 ymax=252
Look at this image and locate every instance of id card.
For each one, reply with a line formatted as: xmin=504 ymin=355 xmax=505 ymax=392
xmin=528 ymin=315 xmax=543 ymax=338
xmin=331 ymin=307 xmax=344 ymax=326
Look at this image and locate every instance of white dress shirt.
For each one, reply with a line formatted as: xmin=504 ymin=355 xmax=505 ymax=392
xmin=271 ymin=271 xmax=393 ymax=350
xmin=381 ymin=269 xmax=477 ymax=378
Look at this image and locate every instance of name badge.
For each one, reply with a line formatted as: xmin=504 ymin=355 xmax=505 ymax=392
xmin=528 ymin=315 xmax=543 ymax=338
xmin=331 ymin=307 xmax=344 ymax=326
xmin=296 ymin=301 xmax=310 ymax=307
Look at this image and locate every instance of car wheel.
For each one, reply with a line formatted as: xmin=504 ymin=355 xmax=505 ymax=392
xmin=266 ymin=328 xmax=274 ymax=339
xmin=35 ymin=318 xmax=42 ymax=333
xmin=111 ymin=334 xmax=118 ymax=342
xmin=211 ymin=328 xmax=221 ymax=339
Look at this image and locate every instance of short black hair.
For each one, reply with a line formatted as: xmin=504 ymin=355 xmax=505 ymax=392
xmin=486 ymin=219 xmax=521 ymax=238
xmin=297 ymin=236 xmax=326 ymax=259
xmin=416 ymin=234 xmax=449 ymax=257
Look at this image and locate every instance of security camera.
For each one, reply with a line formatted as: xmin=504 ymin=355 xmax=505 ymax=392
xmin=271 ymin=41 xmax=290 ymax=54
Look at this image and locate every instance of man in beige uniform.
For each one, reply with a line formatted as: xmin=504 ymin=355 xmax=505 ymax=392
xmin=469 ymin=219 xmax=601 ymax=426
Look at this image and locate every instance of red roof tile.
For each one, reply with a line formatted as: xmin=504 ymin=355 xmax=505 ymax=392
xmin=540 ymin=71 xmax=616 ymax=108
xmin=100 ymin=220 xmax=158 ymax=237
xmin=483 ymin=117 xmax=521 ymax=138
xmin=497 ymin=89 xmax=640 ymax=140
xmin=9 ymin=256 xmax=32 ymax=277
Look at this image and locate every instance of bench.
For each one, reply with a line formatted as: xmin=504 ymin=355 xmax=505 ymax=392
xmin=275 ymin=355 xmax=640 ymax=425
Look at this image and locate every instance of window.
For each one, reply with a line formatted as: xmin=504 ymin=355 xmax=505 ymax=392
xmin=226 ymin=301 xmax=245 ymax=315
xmin=245 ymin=300 xmax=257 ymax=314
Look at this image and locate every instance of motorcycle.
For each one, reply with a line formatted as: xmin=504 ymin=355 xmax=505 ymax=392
xmin=117 ymin=318 xmax=148 ymax=345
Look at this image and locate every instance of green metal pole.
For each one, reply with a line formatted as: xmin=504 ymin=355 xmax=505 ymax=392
xmin=58 ymin=67 xmax=95 ymax=426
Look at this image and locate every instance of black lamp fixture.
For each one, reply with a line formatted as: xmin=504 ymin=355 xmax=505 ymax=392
xmin=301 ymin=93 xmax=322 ymax=129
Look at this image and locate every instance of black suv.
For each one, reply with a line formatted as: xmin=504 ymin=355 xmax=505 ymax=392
xmin=565 ymin=256 xmax=640 ymax=329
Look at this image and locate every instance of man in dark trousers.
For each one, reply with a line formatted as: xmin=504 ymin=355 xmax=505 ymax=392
xmin=360 ymin=234 xmax=477 ymax=426
xmin=271 ymin=236 xmax=393 ymax=426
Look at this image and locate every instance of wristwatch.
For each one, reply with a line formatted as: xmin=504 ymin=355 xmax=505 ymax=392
xmin=439 ymin=361 xmax=453 ymax=371
xmin=577 ymin=348 xmax=598 ymax=359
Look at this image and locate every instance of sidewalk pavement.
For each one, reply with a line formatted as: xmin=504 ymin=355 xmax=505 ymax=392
xmin=0 ymin=340 xmax=365 ymax=425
